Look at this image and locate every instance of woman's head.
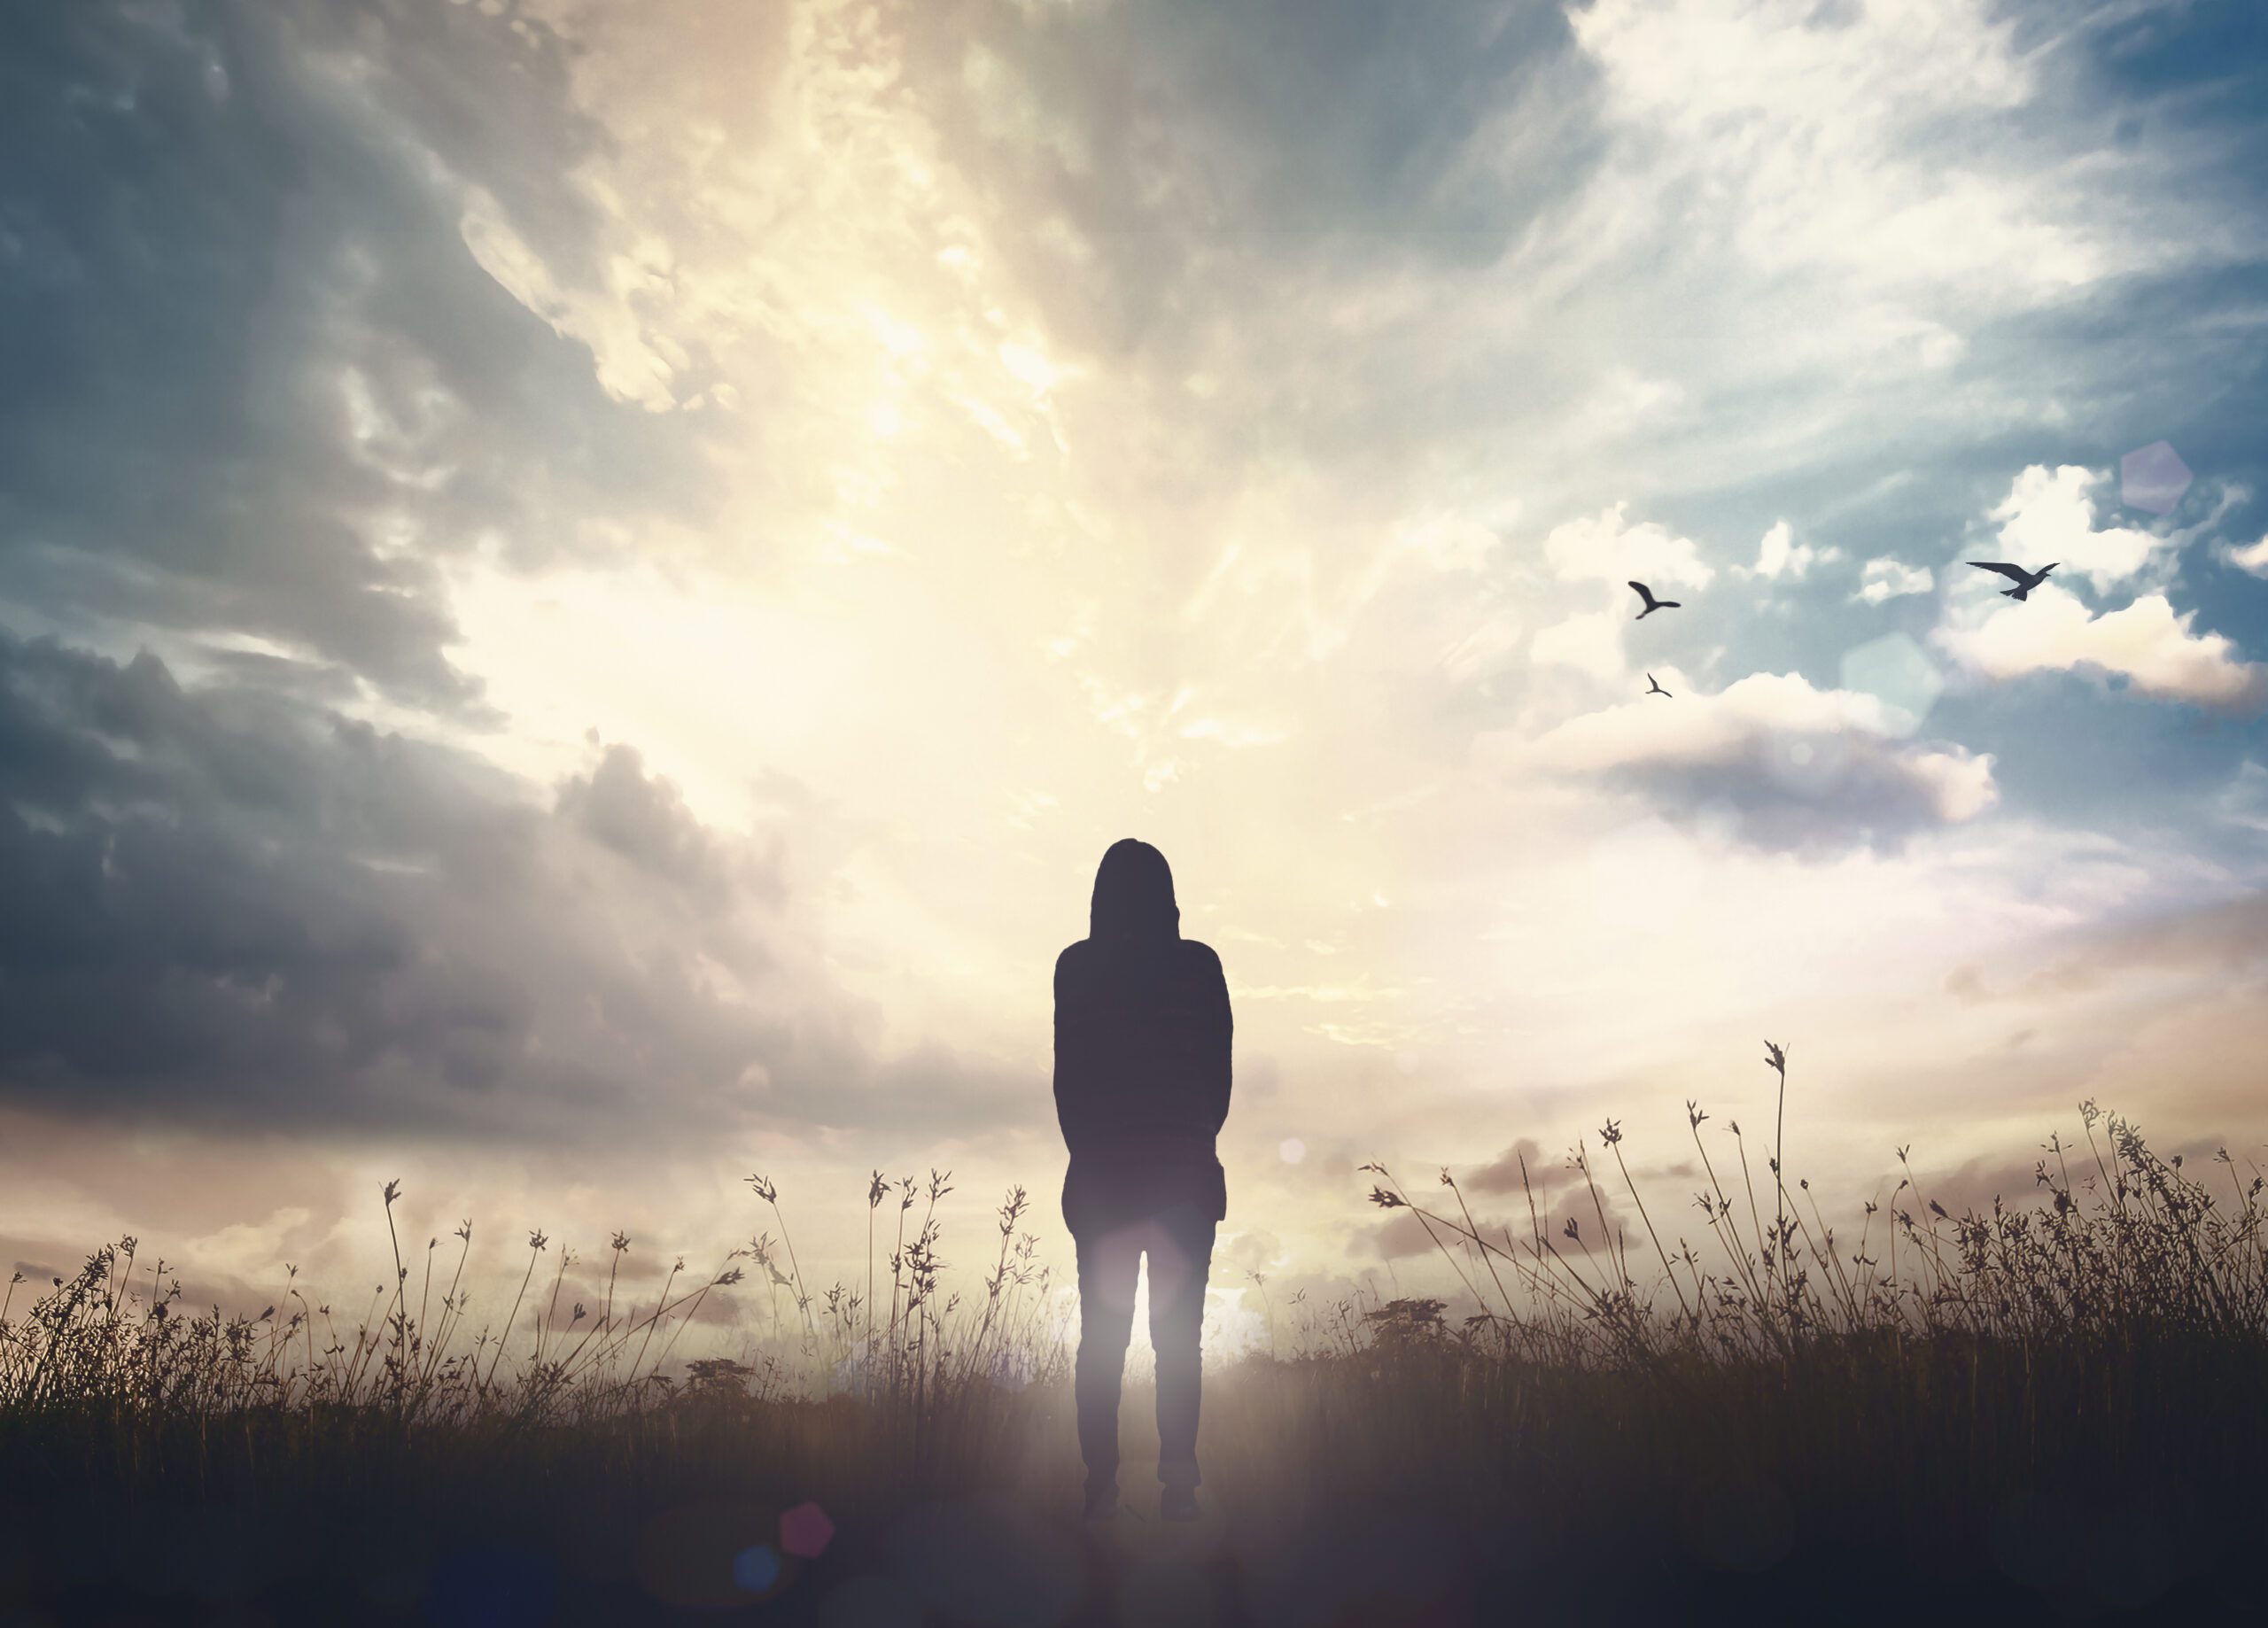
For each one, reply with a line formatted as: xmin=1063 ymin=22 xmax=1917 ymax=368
xmin=1090 ymin=838 xmax=1180 ymax=943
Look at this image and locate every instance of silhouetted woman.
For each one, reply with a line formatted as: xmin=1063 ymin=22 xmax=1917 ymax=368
xmin=1054 ymin=838 xmax=1232 ymax=1522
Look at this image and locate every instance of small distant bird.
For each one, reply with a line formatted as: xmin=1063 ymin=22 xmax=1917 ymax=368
xmin=1969 ymin=561 xmax=2057 ymax=601
xmin=1645 ymin=673 xmax=1671 ymax=697
xmin=1628 ymin=581 xmax=1681 ymax=619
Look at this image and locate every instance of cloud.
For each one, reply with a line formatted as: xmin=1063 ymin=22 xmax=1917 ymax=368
xmin=1394 ymin=511 xmax=1502 ymax=574
xmin=1489 ymin=671 xmax=1998 ymax=850
xmin=1466 ymin=1136 xmax=1580 ymax=1198
xmin=1363 ymin=1206 xmax=1452 ymax=1262
xmin=1570 ymin=0 xmax=2140 ymax=301
xmin=1939 ymin=956 xmax=2100 ymax=1008
xmin=891 ymin=0 xmax=1589 ymax=362
xmin=9 ymin=0 xmax=2268 ymax=1287
xmin=1438 ymin=606 xmax=1525 ymax=685
xmin=0 ymin=1 xmax=711 ymax=708
xmin=1542 ymin=503 xmax=1716 ymax=592
xmin=2225 ymin=536 xmax=2268 ymax=578
xmin=1981 ymin=465 xmax=2174 ymax=594
xmin=2043 ymin=888 xmax=2268 ymax=985
xmin=1529 ymin=609 xmax=1627 ymax=682
xmin=1854 ymin=557 xmax=1934 ymax=605
xmin=1935 ymin=589 xmax=2268 ymax=713
xmin=812 ymin=0 xmax=2261 ymax=563
xmin=2218 ymin=761 xmax=2268 ymax=835
xmin=1221 ymin=1226 xmax=1283 ymax=1277
xmin=456 ymin=194 xmax=686 ymax=414
xmin=1522 ymin=503 xmax=1717 ymax=682
xmin=0 ymin=631 xmax=1023 ymax=1144
xmin=1938 ymin=882 xmax=2268 ymax=1104
xmin=1744 ymin=519 xmax=1835 ymax=581
xmin=1361 ymin=1165 xmax=1622 ymax=1263
xmin=556 ymin=742 xmax=781 ymax=907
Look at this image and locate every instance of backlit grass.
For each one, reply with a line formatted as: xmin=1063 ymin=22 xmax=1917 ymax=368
xmin=4 ymin=1052 xmax=2264 ymax=1624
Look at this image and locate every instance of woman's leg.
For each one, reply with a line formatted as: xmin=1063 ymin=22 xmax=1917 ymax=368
xmin=1146 ymin=1203 xmax=1217 ymax=1490
xmin=1072 ymin=1223 xmax=1143 ymax=1500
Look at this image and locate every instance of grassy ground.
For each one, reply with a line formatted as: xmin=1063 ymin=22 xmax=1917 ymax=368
xmin=6 ymin=1084 xmax=2267 ymax=1624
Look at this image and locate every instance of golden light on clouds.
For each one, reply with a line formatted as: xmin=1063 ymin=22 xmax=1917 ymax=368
xmin=5 ymin=0 xmax=2268 ymax=1343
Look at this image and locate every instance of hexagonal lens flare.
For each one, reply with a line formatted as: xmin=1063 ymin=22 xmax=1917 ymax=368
xmin=2120 ymin=441 xmax=2192 ymax=516
xmin=1838 ymin=633 xmax=1945 ymax=737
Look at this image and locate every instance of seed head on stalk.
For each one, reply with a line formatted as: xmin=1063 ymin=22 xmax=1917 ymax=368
xmin=1766 ymin=1041 xmax=1790 ymax=1291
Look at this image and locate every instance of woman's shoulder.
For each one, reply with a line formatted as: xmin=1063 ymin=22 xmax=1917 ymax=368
xmin=1176 ymin=938 xmax=1223 ymax=972
xmin=1057 ymin=936 xmax=1222 ymax=978
xmin=1055 ymin=938 xmax=1114 ymax=986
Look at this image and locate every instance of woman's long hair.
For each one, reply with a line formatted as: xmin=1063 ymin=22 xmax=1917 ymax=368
xmin=1089 ymin=838 xmax=1180 ymax=948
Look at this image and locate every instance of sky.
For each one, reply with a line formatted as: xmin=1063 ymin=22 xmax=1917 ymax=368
xmin=4 ymin=0 xmax=2268 ymax=1350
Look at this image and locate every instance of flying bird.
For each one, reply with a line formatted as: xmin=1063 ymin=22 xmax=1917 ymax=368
xmin=1645 ymin=673 xmax=1671 ymax=697
xmin=1969 ymin=561 xmax=2057 ymax=601
xmin=1628 ymin=581 xmax=1682 ymax=619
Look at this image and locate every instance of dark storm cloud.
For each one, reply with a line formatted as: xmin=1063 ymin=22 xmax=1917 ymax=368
xmin=1465 ymin=1136 xmax=1576 ymax=1199
xmin=1503 ymin=678 xmax=2000 ymax=857
xmin=0 ymin=630 xmax=1028 ymax=1143
xmin=557 ymin=743 xmax=781 ymax=911
xmin=0 ymin=0 xmax=708 ymax=708
xmin=1361 ymin=1189 xmax=1621 ymax=1263
xmin=1594 ymin=747 xmax=1988 ymax=857
xmin=891 ymin=0 xmax=1594 ymax=365
xmin=1358 ymin=1137 xmax=1637 ymax=1263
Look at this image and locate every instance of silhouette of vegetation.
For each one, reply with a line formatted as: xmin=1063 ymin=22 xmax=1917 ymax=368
xmin=4 ymin=1060 xmax=2265 ymax=1622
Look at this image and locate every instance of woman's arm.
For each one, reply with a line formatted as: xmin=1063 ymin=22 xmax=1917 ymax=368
xmin=1052 ymin=943 xmax=1098 ymax=1153
xmin=1193 ymin=943 xmax=1232 ymax=1136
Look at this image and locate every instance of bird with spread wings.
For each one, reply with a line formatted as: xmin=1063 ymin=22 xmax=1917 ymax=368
xmin=1628 ymin=581 xmax=1681 ymax=620
xmin=1969 ymin=561 xmax=2057 ymax=601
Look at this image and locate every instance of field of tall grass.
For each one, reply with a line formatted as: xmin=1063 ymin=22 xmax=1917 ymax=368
xmin=6 ymin=1050 xmax=2267 ymax=1625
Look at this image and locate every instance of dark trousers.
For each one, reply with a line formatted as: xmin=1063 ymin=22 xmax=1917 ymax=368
xmin=1072 ymin=1201 xmax=1216 ymax=1492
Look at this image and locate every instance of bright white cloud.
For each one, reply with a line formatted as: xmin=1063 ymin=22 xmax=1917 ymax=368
xmin=1541 ymin=503 xmax=1715 ymax=590
xmin=1755 ymin=519 xmax=1799 ymax=578
xmin=1748 ymin=518 xmax=1834 ymax=580
xmin=1855 ymin=557 xmax=1934 ymax=604
xmin=2225 ymin=536 xmax=2268 ymax=578
xmin=1499 ymin=671 xmax=1998 ymax=839
xmin=1937 ymin=588 xmax=2268 ymax=712
xmin=1529 ymin=609 xmax=1627 ymax=681
xmin=1569 ymin=0 xmax=2116 ymax=304
xmin=1984 ymin=464 xmax=2171 ymax=593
